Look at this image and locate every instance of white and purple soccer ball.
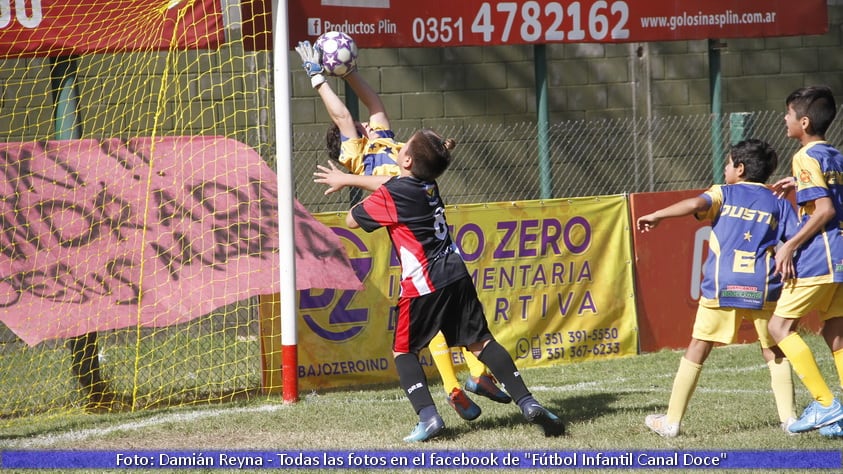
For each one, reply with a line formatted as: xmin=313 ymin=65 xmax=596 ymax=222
xmin=316 ymin=31 xmax=358 ymax=77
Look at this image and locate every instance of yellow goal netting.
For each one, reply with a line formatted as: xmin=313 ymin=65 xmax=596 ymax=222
xmin=0 ymin=0 xmax=282 ymax=427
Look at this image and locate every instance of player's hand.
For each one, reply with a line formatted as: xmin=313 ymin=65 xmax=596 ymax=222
xmin=295 ymin=41 xmax=326 ymax=88
xmin=771 ymin=176 xmax=796 ymax=199
xmin=636 ymin=214 xmax=661 ymax=232
xmin=313 ymin=161 xmax=348 ymax=195
xmin=774 ymin=242 xmax=797 ymax=281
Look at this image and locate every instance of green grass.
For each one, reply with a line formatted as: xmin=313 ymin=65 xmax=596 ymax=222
xmin=0 ymin=328 xmax=262 ymax=420
xmin=2 ymin=333 xmax=842 ymax=473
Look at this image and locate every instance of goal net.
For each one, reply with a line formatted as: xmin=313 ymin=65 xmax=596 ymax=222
xmin=0 ymin=0 xmax=291 ymax=426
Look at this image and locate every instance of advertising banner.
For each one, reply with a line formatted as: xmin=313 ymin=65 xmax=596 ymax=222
xmin=286 ymin=0 xmax=827 ymax=49
xmin=0 ymin=137 xmax=361 ymax=346
xmin=630 ymin=190 xmax=707 ymax=352
xmin=296 ymin=196 xmax=639 ymax=389
xmin=0 ymin=0 xmax=223 ymax=57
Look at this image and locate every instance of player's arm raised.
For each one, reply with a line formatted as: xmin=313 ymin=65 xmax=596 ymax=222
xmin=637 ymin=196 xmax=710 ymax=232
xmin=295 ymin=41 xmax=359 ymax=139
xmin=344 ymin=70 xmax=390 ymax=129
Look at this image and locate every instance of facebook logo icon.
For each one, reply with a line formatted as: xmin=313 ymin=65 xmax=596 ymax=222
xmin=307 ymin=18 xmax=322 ymax=36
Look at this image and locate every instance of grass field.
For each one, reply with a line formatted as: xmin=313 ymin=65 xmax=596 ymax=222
xmin=2 ymin=332 xmax=842 ymax=473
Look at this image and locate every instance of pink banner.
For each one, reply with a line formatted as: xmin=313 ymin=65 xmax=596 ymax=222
xmin=0 ymin=0 xmax=223 ymax=57
xmin=0 ymin=137 xmax=361 ymax=346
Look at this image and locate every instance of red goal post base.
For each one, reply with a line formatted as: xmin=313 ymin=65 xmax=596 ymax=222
xmin=258 ymin=293 xmax=299 ymax=403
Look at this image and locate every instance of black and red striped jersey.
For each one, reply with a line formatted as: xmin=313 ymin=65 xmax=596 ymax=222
xmin=350 ymin=175 xmax=468 ymax=297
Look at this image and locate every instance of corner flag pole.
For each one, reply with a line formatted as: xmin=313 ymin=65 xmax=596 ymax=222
xmin=271 ymin=0 xmax=298 ymax=403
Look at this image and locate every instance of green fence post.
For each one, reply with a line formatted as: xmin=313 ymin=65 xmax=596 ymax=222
xmin=345 ymin=84 xmax=362 ymax=205
xmin=534 ymin=44 xmax=552 ymax=199
xmin=49 ymin=56 xmax=112 ymax=409
xmin=709 ymin=39 xmax=724 ymax=184
xmin=729 ymin=112 xmax=754 ymax=145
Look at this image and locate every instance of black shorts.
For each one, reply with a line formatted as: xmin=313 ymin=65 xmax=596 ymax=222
xmin=393 ymin=275 xmax=493 ymax=353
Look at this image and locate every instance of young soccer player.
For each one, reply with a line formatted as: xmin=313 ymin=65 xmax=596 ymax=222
xmin=295 ymin=40 xmax=510 ymax=422
xmin=638 ymin=139 xmax=798 ymax=437
xmin=340 ymin=128 xmax=565 ymax=442
xmin=766 ymin=85 xmax=843 ymax=437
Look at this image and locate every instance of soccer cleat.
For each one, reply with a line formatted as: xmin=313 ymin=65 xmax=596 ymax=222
xmin=403 ymin=415 xmax=445 ymax=442
xmin=819 ymin=419 xmax=843 ymax=438
xmin=521 ymin=401 xmax=566 ymax=437
xmin=788 ymin=399 xmax=843 ymax=433
xmin=447 ymin=388 xmax=481 ymax=421
xmin=781 ymin=417 xmax=798 ymax=436
xmin=645 ymin=414 xmax=679 ymax=438
xmin=465 ymin=375 xmax=512 ymax=404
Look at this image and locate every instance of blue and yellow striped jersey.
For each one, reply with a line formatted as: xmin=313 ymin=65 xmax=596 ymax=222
xmin=697 ymin=182 xmax=797 ymax=309
xmin=337 ymin=122 xmax=402 ymax=177
xmin=791 ymin=141 xmax=843 ymax=285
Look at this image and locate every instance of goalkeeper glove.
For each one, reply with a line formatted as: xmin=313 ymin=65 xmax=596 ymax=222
xmin=295 ymin=41 xmax=326 ymax=89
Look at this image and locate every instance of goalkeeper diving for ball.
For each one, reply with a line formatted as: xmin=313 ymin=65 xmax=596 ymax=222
xmin=295 ymin=39 xmax=511 ymax=424
xmin=637 ymin=139 xmax=798 ymax=437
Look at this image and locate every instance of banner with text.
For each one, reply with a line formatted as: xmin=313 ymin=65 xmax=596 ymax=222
xmin=0 ymin=137 xmax=361 ymax=346
xmin=298 ymin=196 xmax=638 ymax=389
xmin=284 ymin=0 xmax=827 ymax=49
xmin=0 ymin=0 xmax=223 ymax=57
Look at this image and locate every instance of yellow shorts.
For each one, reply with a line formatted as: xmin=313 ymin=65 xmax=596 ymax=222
xmin=692 ymin=306 xmax=775 ymax=348
xmin=775 ymin=283 xmax=843 ymax=321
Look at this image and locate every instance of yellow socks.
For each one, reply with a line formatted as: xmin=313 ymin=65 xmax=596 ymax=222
xmin=767 ymin=358 xmax=796 ymax=422
xmin=463 ymin=348 xmax=488 ymax=379
xmin=428 ymin=332 xmax=460 ymax=395
xmin=666 ymin=357 xmax=702 ymax=425
xmin=779 ymin=333 xmax=835 ymax=406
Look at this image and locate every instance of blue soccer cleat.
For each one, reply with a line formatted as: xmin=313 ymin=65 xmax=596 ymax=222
xmin=522 ymin=401 xmax=566 ymax=437
xmin=819 ymin=419 xmax=843 ymax=438
xmin=788 ymin=399 xmax=843 ymax=433
xmin=465 ymin=375 xmax=512 ymax=404
xmin=403 ymin=415 xmax=445 ymax=442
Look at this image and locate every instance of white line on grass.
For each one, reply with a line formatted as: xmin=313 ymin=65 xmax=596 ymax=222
xmin=528 ymin=384 xmax=779 ymax=395
xmin=13 ymin=349 xmax=819 ymax=448
xmin=8 ymin=403 xmax=288 ymax=449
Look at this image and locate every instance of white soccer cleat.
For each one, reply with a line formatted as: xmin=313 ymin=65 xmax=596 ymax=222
xmin=645 ymin=414 xmax=679 ymax=438
xmin=781 ymin=416 xmax=798 ymax=435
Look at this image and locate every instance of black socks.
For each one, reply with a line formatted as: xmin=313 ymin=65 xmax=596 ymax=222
xmin=477 ymin=339 xmax=531 ymax=403
xmin=394 ymin=353 xmax=435 ymax=417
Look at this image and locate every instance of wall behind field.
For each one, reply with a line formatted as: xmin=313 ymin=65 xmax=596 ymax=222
xmin=291 ymin=4 xmax=843 ymax=129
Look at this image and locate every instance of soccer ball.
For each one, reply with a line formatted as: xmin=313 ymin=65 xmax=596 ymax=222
xmin=316 ymin=31 xmax=358 ymax=77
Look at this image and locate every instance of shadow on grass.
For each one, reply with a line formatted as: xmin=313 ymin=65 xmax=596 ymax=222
xmin=439 ymin=390 xmax=669 ymax=437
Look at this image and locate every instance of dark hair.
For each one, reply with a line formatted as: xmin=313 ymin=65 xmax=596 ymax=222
xmin=730 ymin=138 xmax=778 ymax=183
xmin=786 ymin=85 xmax=837 ymax=137
xmin=406 ymin=129 xmax=456 ymax=182
xmin=325 ymin=124 xmax=341 ymax=161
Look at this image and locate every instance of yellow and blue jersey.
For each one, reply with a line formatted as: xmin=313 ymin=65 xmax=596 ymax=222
xmin=697 ymin=182 xmax=797 ymax=309
xmin=337 ymin=122 xmax=402 ymax=177
xmin=791 ymin=141 xmax=843 ymax=285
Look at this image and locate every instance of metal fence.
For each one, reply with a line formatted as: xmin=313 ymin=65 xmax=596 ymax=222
xmin=292 ymin=108 xmax=843 ymax=214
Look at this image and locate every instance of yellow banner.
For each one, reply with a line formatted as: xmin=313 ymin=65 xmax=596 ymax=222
xmin=295 ymin=196 xmax=638 ymax=389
